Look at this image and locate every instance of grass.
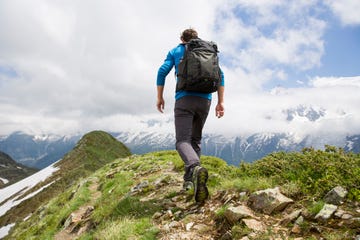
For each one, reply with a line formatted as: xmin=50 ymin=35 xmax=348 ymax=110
xmin=93 ymin=217 xmax=159 ymax=240
xmin=5 ymin=146 xmax=360 ymax=239
xmin=307 ymin=200 xmax=325 ymax=216
xmin=9 ymin=178 xmax=92 ymax=239
xmin=0 ymin=131 xmax=131 ymax=229
xmin=240 ymin=146 xmax=360 ymax=200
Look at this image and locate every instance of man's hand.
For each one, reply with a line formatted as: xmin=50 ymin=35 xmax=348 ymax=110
xmin=216 ymin=86 xmax=225 ymax=118
xmin=215 ymin=102 xmax=224 ymax=118
xmin=157 ymin=85 xmax=165 ymax=113
xmin=157 ymin=97 xmax=165 ymax=113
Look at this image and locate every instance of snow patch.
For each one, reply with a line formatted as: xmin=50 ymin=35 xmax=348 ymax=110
xmin=0 ymin=223 xmax=15 ymax=239
xmin=0 ymin=177 xmax=9 ymax=185
xmin=0 ymin=162 xmax=59 ymax=216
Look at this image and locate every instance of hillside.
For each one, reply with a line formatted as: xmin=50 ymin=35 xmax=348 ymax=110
xmin=2 ymin=131 xmax=360 ymax=170
xmin=0 ymin=151 xmax=37 ymax=188
xmin=0 ymin=130 xmax=131 ymax=235
xmin=4 ymin=146 xmax=360 ymax=239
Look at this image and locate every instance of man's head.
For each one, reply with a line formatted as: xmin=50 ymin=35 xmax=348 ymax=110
xmin=180 ymin=28 xmax=198 ymax=43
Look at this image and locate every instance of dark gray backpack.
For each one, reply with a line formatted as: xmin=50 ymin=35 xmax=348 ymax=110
xmin=176 ymin=38 xmax=221 ymax=93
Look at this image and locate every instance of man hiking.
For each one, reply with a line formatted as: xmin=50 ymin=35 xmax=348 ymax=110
xmin=156 ymin=28 xmax=225 ymax=203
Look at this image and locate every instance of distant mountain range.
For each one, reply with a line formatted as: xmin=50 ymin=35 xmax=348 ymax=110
xmin=1 ymin=131 xmax=359 ymax=239
xmin=0 ymin=132 xmax=80 ymax=169
xmin=0 ymin=151 xmax=37 ymax=188
xmin=1 ymin=130 xmax=359 ymax=170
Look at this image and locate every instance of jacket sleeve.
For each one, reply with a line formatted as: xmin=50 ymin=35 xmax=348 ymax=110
xmin=220 ymin=68 xmax=225 ymax=87
xmin=157 ymin=51 xmax=175 ymax=86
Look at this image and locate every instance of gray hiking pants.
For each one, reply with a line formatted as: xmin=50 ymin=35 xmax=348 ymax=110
xmin=174 ymin=96 xmax=211 ymax=181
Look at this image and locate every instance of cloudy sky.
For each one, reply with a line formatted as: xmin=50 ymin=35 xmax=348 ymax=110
xmin=0 ymin=0 xmax=359 ymax=137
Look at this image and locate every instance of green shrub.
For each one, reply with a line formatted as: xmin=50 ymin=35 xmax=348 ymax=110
xmin=241 ymin=146 xmax=360 ymax=200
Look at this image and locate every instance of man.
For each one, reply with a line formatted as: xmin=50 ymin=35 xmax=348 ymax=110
xmin=156 ymin=28 xmax=225 ymax=203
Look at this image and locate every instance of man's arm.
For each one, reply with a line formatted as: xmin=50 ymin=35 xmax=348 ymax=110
xmin=215 ymin=86 xmax=224 ymax=118
xmin=157 ymin=85 xmax=165 ymax=113
xmin=156 ymin=50 xmax=175 ymax=113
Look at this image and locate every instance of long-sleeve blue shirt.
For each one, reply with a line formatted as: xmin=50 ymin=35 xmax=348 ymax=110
xmin=157 ymin=44 xmax=225 ymax=100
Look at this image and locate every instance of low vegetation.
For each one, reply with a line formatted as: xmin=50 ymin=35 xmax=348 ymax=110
xmin=240 ymin=145 xmax=360 ymax=201
xmin=5 ymin=146 xmax=360 ymax=239
xmin=0 ymin=130 xmax=131 ymax=227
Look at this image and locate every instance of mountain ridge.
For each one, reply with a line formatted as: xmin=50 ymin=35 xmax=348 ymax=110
xmin=0 ymin=130 xmax=131 ymax=235
xmin=2 ymin=146 xmax=359 ymax=239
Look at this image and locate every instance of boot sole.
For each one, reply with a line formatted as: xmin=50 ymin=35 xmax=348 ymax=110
xmin=194 ymin=167 xmax=209 ymax=203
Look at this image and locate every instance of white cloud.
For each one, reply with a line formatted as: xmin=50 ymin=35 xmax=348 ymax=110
xmin=213 ymin=0 xmax=326 ymax=88
xmin=0 ymin=0 xmax=359 ymax=138
xmin=325 ymin=0 xmax=360 ymax=25
xmin=310 ymin=76 xmax=360 ymax=88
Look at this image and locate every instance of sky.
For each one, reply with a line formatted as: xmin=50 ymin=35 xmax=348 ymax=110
xmin=0 ymin=0 xmax=359 ymax=138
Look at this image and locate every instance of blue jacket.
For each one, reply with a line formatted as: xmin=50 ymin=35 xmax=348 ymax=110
xmin=157 ymin=44 xmax=225 ymax=100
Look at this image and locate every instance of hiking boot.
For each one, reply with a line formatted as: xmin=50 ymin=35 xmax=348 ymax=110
xmin=183 ymin=181 xmax=194 ymax=191
xmin=192 ymin=166 xmax=209 ymax=203
xmin=182 ymin=181 xmax=194 ymax=201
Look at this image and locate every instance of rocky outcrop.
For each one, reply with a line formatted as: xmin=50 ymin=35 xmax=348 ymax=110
xmin=323 ymin=186 xmax=348 ymax=205
xmin=142 ymin=176 xmax=360 ymax=240
xmin=247 ymin=187 xmax=294 ymax=214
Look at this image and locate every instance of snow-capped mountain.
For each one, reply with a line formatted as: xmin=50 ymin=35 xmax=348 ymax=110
xmin=0 ymin=132 xmax=81 ymax=169
xmin=113 ymin=131 xmax=359 ymax=165
xmin=283 ymin=105 xmax=326 ymax=122
xmin=1 ymin=130 xmax=359 ymax=169
xmin=345 ymin=135 xmax=360 ymax=153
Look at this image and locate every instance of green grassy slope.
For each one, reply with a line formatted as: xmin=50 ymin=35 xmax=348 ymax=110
xmin=0 ymin=130 xmax=131 ymax=228
xmin=6 ymin=146 xmax=360 ymax=239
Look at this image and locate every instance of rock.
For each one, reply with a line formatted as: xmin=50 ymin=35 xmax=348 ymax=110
xmin=168 ymin=221 xmax=181 ymax=229
xmin=334 ymin=209 xmax=353 ymax=220
xmin=242 ymin=218 xmax=266 ymax=232
xmin=280 ymin=209 xmax=302 ymax=225
xmin=295 ymin=216 xmax=304 ymax=225
xmin=323 ymin=186 xmax=348 ymax=205
xmin=162 ymin=210 xmax=173 ymax=220
xmin=154 ymin=175 xmax=171 ymax=188
xmin=77 ymin=221 xmax=93 ymax=235
xmin=193 ymin=223 xmax=208 ymax=231
xmin=106 ymin=171 xmax=116 ymax=179
xmin=186 ymin=222 xmax=194 ymax=231
xmin=291 ymin=224 xmax=302 ymax=234
xmin=343 ymin=217 xmax=360 ymax=229
xmin=152 ymin=212 xmax=162 ymax=220
xmin=131 ymin=180 xmax=149 ymax=194
xmin=63 ymin=206 xmax=94 ymax=234
xmin=315 ymin=204 xmax=337 ymax=221
xmin=224 ymin=205 xmax=254 ymax=223
xmin=247 ymin=187 xmax=294 ymax=215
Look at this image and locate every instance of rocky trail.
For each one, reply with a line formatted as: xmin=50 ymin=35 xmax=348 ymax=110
xmin=57 ymin=161 xmax=360 ymax=239
xmin=121 ymin=162 xmax=360 ymax=239
xmin=54 ymin=177 xmax=101 ymax=240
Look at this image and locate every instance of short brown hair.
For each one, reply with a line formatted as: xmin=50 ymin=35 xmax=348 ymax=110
xmin=181 ymin=28 xmax=198 ymax=42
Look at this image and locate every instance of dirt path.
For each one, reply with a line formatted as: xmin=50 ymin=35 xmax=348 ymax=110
xmin=54 ymin=177 xmax=101 ymax=240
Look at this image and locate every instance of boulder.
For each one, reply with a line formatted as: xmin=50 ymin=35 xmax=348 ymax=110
xmin=315 ymin=204 xmax=337 ymax=222
xmin=247 ymin=187 xmax=294 ymax=214
xmin=242 ymin=218 xmax=266 ymax=232
xmin=224 ymin=205 xmax=254 ymax=223
xmin=323 ymin=186 xmax=348 ymax=205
